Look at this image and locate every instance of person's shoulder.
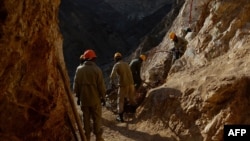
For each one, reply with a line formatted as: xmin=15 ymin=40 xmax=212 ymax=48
xmin=122 ymin=60 xmax=130 ymax=65
xmin=179 ymin=36 xmax=187 ymax=41
xmin=112 ymin=61 xmax=120 ymax=68
xmin=116 ymin=60 xmax=126 ymax=64
xmin=76 ymin=65 xmax=84 ymax=69
xmin=117 ymin=60 xmax=129 ymax=67
xmin=130 ymin=58 xmax=139 ymax=63
xmin=114 ymin=61 xmax=120 ymax=65
xmin=134 ymin=58 xmax=140 ymax=61
xmin=84 ymin=61 xmax=95 ymax=65
xmin=135 ymin=58 xmax=141 ymax=62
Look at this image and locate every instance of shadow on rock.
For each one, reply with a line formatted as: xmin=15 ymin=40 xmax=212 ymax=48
xmin=136 ymin=87 xmax=203 ymax=141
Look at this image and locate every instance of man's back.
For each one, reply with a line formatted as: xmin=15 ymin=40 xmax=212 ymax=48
xmin=110 ymin=60 xmax=134 ymax=87
xmin=130 ymin=58 xmax=142 ymax=74
xmin=74 ymin=61 xmax=106 ymax=106
xmin=174 ymin=36 xmax=188 ymax=53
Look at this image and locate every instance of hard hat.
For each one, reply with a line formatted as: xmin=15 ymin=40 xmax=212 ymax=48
xmin=139 ymin=54 xmax=146 ymax=61
xmin=114 ymin=52 xmax=122 ymax=59
xmin=83 ymin=49 xmax=97 ymax=60
xmin=169 ymin=32 xmax=176 ymax=40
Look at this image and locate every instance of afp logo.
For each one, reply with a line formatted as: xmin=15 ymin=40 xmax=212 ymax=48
xmin=224 ymin=125 xmax=250 ymax=141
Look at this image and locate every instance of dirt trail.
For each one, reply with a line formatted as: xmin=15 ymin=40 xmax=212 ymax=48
xmin=100 ymin=108 xmax=142 ymax=141
xmin=91 ymin=107 xmax=174 ymax=141
xmin=74 ymin=97 xmax=174 ymax=141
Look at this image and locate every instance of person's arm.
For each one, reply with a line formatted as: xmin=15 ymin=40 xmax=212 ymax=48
xmin=97 ymin=69 xmax=106 ymax=106
xmin=98 ymin=71 xmax=106 ymax=98
xmin=138 ymin=63 xmax=142 ymax=81
xmin=110 ymin=68 xmax=115 ymax=83
xmin=110 ymin=64 xmax=118 ymax=87
xmin=73 ymin=68 xmax=80 ymax=105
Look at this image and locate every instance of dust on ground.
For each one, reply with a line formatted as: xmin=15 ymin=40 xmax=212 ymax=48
xmin=88 ymin=107 xmax=176 ymax=141
xmin=74 ymin=94 xmax=176 ymax=141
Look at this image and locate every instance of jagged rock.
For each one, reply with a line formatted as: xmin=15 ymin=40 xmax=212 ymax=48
xmin=137 ymin=0 xmax=250 ymax=140
xmin=0 ymin=0 xmax=75 ymax=140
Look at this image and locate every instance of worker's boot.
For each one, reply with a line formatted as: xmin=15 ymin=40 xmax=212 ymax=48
xmin=85 ymin=134 xmax=90 ymax=141
xmin=96 ymin=137 xmax=105 ymax=141
xmin=95 ymin=128 xmax=104 ymax=141
xmin=116 ymin=113 xmax=124 ymax=122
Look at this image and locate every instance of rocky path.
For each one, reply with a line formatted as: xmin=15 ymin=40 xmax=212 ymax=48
xmin=90 ymin=107 xmax=174 ymax=141
xmin=74 ymin=95 xmax=175 ymax=141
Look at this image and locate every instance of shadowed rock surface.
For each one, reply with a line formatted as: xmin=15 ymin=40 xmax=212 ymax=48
xmin=0 ymin=0 xmax=75 ymax=140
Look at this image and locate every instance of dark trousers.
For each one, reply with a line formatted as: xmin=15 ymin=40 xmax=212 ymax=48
xmin=81 ymin=104 xmax=103 ymax=139
xmin=172 ymin=49 xmax=183 ymax=64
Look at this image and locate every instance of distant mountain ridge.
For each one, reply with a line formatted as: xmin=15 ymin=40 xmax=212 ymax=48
xmin=59 ymin=0 xmax=177 ymax=84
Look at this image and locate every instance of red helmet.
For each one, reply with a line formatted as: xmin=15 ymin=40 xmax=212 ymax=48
xmin=83 ymin=49 xmax=97 ymax=60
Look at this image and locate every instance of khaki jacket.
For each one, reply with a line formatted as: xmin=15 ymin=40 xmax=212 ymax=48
xmin=73 ymin=61 xmax=106 ymax=106
xmin=110 ymin=60 xmax=134 ymax=87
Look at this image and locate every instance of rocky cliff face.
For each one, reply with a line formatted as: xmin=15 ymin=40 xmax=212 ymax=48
xmin=138 ymin=0 xmax=250 ymax=140
xmin=0 ymin=0 xmax=75 ymax=140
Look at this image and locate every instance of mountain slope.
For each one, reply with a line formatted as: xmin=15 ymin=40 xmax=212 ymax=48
xmin=137 ymin=0 xmax=250 ymax=140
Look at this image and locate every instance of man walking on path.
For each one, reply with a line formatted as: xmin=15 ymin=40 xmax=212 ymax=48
xmin=110 ymin=52 xmax=136 ymax=122
xmin=73 ymin=49 xmax=106 ymax=141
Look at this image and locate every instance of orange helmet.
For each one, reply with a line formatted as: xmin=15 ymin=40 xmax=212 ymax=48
xmin=169 ymin=32 xmax=176 ymax=40
xmin=139 ymin=54 xmax=146 ymax=61
xmin=83 ymin=49 xmax=97 ymax=60
xmin=114 ymin=52 xmax=122 ymax=59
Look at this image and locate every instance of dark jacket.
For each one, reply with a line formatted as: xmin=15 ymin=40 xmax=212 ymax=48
xmin=172 ymin=36 xmax=188 ymax=54
xmin=129 ymin=58 xmax=142 ymax=86
xmin=73 ymin=61 xmax=106 ymax=106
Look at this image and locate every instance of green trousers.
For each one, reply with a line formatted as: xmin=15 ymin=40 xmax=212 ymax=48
xmin=81 ymin=104 xmax=103 ymax=140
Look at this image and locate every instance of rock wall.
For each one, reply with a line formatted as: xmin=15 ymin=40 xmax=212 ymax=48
xmin=0 ymin=0 xmax=75 ymax=140
xmin=138 ymin=0 xmax=250 ymax=140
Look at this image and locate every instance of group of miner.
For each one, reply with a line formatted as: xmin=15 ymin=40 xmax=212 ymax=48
xmin=73 ymin=30 xmax=189 ymax=141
